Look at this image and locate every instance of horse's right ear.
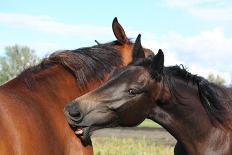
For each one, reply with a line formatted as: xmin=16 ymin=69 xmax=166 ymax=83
xmin=112 ymin=17 xmax=128 ymax=44
xmin=132 ymin=34 xmax=145 ymax=62
xmin=150 ymin=49 xmax=164 ymax=80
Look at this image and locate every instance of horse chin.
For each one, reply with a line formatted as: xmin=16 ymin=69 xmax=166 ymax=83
xmin=75 ymin=126 xmax=101 ymax=146
xmin=75 ymin=127 xmax=92 ymax=146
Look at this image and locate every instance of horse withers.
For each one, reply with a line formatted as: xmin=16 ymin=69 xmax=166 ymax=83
xmin=65 ymin=46 xmax=232 ymax=154
xmin=0 ymin=18 xmax=153 ymax=155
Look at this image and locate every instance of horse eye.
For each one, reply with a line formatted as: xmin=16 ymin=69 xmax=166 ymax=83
xmin=128 ymin=89 xmax=136 ymax=96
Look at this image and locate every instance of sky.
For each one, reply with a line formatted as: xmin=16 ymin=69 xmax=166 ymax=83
xmin=0 ymin=0 xmax=232 ymax=84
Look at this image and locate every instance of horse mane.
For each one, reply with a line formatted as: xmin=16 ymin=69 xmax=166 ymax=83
xmin=164 ymin=65 xmax=232 ymax=130
xmin=19 ymin=43 xmax=122 ymax=88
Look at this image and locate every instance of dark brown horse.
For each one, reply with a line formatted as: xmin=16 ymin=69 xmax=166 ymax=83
xmin=0 ymin=18 xmax=153 ymax=154
xmin=65 ymin=46 xmax=232 ymax=154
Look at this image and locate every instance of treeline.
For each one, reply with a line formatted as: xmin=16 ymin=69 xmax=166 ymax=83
xmin=0 ymin=45 xmax=40 ymax=84
xmin=0 ymin=45 xmax=230 ymax=87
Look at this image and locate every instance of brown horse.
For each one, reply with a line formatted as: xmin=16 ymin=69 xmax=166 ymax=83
xmin=0 ymin=18 xmax=153 ymax=154
xmin=65 ymin=46 xmax=232 ymax=154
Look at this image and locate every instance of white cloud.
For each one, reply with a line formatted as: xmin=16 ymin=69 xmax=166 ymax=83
xmin=190 ymin=7 xmax=232 ymax=21
xmin=166 ymin=0 xmax=222 ymax=8
xmin=0 ymin=12 xmax=122 ymax=57
xmin=142 ymin=28 xmax=232 ymax=84
xmin=0 ymin=13 xmax=141 ymax=57
xmin=0 ymin=13 xmax=112 ymax=38
xmin=29 ymin=42 xmax=62 ymax=57
xmin=0 ymin=12 xmax=231 ymax=84
xmin=0 ymin=42 xmax=61 ymax=57
xmin=165 ymin=0 xmax=232 ymax=22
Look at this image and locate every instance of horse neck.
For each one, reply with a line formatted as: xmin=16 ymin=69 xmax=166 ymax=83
xmin=151 ymin=78 xmax=229 ymax=154
xmin=5 ymin=65 xmax=104 ymax=108
xmin=1 ymin=65 xmax=95 ymax=154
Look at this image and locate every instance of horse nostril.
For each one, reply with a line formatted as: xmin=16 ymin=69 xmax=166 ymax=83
xmin=64 ymin=101 xmax=84 ymax=124
xmin=65 ymin=101 xmax=83 ymax=123
xmin=69 ymin=110 xmax=81 ymax=118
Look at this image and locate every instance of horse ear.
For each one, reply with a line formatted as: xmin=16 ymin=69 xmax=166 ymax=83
xmin=132 ymin=34 xmax=145 ymax=62
xmin=112 ymin=17 xmax=128 ymax=44
xmin=151 ymin=49 xmax=164 ymax=76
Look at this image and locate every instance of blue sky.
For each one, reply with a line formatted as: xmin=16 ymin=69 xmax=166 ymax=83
xmin=0 ymin=0 xmax=232 ymax=83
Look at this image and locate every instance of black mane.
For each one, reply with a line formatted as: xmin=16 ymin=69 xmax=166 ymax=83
xmin=136 ymin=56 xmax=232 ymax=129
xmin=19 ymin=44 xmax=122 ymax=88
xmin=164 ymin=65 xmax=232 ymax=129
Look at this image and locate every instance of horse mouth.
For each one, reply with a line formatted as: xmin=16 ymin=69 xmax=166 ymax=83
xmin=64 ymin=111 xmax=92 ymax=146
xmin=73 ymin=126 xmax=92 ymax=146
xmin=72 ymin=126 xmax=102 ymax=146
xmin=64 ymin=110 xmax=118 ymax=146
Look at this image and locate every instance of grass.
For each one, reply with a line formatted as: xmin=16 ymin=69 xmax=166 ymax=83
xmin=92 ymin=119 xmax=168 ymax=154
xmin=92 ymin=136 xmax=173 ymax=155
xmin=138 ymin=119 xmax=162 ymax=128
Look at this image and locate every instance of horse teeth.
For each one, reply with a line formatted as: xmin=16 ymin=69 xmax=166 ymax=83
xmin=75 ymin=129 xmax=83 ymax=135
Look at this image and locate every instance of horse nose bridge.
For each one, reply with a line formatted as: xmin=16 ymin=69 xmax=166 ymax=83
xmin=77 ymin=91 xmax=100 ymax=105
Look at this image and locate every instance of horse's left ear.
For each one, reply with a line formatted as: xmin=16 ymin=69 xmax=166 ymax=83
xmin=151 ymin=49 xmax=164 ymax=77
xmin=132 ymin=34 xmax=145 ymax=62
xmin=112 ymin=17 xmax=129 ymax=44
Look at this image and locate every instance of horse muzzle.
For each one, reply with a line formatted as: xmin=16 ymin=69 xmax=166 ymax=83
xmin=64 ymin=101 xmax=84 ymax=126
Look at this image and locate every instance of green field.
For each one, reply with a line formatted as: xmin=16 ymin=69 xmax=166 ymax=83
xmin=92 ymin=119 xmax=172 ymax=155
xmin=138 ymin=119 xmax=161 ymax=128
xmin=92 ymin=137 xmax=173 ymax=155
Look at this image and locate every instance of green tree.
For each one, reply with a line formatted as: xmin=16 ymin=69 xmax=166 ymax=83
xmin=0 ymin=45 xmax=40 ymax=85
xmin=207 ymin=73 xmax=225 ymax=86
